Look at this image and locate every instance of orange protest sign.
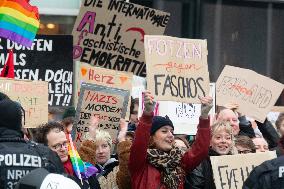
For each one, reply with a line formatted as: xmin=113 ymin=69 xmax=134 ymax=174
xmin=75 ymin=62 xmax=133 ymax=119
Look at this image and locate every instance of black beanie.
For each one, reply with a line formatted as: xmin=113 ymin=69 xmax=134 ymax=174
xmin=0 ymin=99 xmax=22 ymax=132
xmin=0 ymin=92 xmax=10 ymax=101
xmin=151 ymin=115 xmax=174 ymax=135
xmin=62 ymin=106 xmax=76 ymax=119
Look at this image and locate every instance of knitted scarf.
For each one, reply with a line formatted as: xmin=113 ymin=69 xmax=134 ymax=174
xmin=147 ymin=146 xmax=184 ymax=189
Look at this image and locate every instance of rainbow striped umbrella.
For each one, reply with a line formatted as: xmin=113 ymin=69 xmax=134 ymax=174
xmin=0 ymin=0 xmax=40 ymax=47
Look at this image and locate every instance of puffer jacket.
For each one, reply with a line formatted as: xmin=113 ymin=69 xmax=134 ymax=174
xmin=129 ymin=113 xmax=210 ymax=189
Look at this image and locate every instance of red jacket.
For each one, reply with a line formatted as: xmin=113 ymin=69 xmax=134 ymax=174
xmin=129 ymin=113 xmax=210 ymax=189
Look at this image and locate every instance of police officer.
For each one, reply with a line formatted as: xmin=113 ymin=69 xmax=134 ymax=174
xmin=0 ymin=93 xmax=64 ymax=189
xmin=243 ymin=155 xmax=284 ymax=189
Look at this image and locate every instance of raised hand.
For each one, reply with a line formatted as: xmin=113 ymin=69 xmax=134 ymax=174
xmin=224 ymin=102 xmax=242 ymax=116
xmin=117 ymin=119 xmax=128 ymax=142
xmin=143 ymin=91 xmax=155 ymax=114
xmin=199 ymin=96 xmax=213 ymax=119
xmin=224 ymin=102 xmax=239 ymax=111
xmin=88 ymin=115 xmax=99 ymax=139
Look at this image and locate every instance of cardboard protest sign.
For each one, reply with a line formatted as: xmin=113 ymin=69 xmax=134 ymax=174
xmin=72 ymin=0 xmax=170 ymax=77
xmin=0 ymin=78 xmax=48 ymax=128
xmin=157 ymin=83 xmax=215 ymax=135
xmin=210 ymin=151 xmax=276 ymax=189
xmin=73 ymin=83 xmax=129 ymax=148
xmin=216 ymin=65 xmax=284 ymax=123
xmin=144 ymin=35 xmax=210 ymax=103
xmin=74 ymin=62 xmax=133 ymax=119
xmin=271 ymin=106 xmax=284 ymax=112
xmin=0 ymin=35 xmax=73 ymax=107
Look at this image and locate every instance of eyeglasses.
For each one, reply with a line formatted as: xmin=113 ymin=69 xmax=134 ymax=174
xmin=238 ymin=150 xmax=252 ymax=154
xmin=51 ymin=141 xmax=68 ymax=151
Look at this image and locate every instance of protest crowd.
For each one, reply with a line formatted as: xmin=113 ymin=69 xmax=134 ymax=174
xmin=0 ymin=0 xmax=284 ymax=189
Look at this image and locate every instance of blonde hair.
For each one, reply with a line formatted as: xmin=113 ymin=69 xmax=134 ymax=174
xmin=211 ymin=121 xmax=237 ymax=154
xmin=94 ymin=129 xmax=113 ymax=148
xmin=211 ymin=121 xmax=233 ymax=137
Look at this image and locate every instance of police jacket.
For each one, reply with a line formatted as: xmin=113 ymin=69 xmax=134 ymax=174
xmin=0 ymin=128 xmax=64 ymax=189
xmin=243 ymin=156 xmax=284 ymax=189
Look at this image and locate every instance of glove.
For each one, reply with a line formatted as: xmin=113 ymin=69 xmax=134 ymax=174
xmin=144 ymin=92 xmax=155 ymax=114
xmin=88 ymin=115 xmax=99 ymax=140
xmin=200 ymin=96 xmax=213 ymax=119
xmin=117 ymin=119 xmax=128 ymax=142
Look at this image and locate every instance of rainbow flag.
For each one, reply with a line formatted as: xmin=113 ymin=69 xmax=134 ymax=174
xmin=67 ymin=134 xmax=98 ymax=180
xmin=0 ymin=0 xmax=40 ymax=47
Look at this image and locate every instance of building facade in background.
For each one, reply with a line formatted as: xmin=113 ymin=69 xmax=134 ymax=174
xmin=32 ymin=0 xmax=284 ymax=108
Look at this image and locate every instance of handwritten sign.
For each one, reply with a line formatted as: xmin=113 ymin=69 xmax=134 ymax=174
xmin=0 ymin=35 xmax=73 ymax=107
xmin=75 ymin=62 xmax=133 ymax=119
xmin=216 ymin=65 xmax=284 ymax=123
xmin=72 ymin=83 xmax=129 ymax=148
xmin=144 ymin=35 xmax=210 ymax=103
xmin=0 ymin=78 xmax=48 ymax=128
xmin=72 ymin=0 xmax=170 ymax=77
xmin=157 ymin=83 xmax=215 ymax=135
xmin=210 ymin=151 xmax=276 ymax=189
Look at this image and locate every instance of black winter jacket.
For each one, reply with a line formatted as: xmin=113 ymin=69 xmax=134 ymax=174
xmin=239 ymin=116 xmax=255 ymax=138
xmin=0 ymin=128 xmax=64 ymax=189
xmin=256 ymin=119 xmax=279 ymax=149
xmin=185 ymin=149 xmax=221 ymax=189
xmin=243 ymin=156 xmax=284 ymax=189
xmin=239 ymin=117 xmax=279 ymax=149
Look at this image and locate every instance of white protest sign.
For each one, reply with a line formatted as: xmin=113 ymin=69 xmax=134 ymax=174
xmin=131 ymin=75 xmax=146 ymax=99
xmin=158 ymin=83 xmax=215 ymax=134
xmin=138 ymin=83 xmax=215 ymax=134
